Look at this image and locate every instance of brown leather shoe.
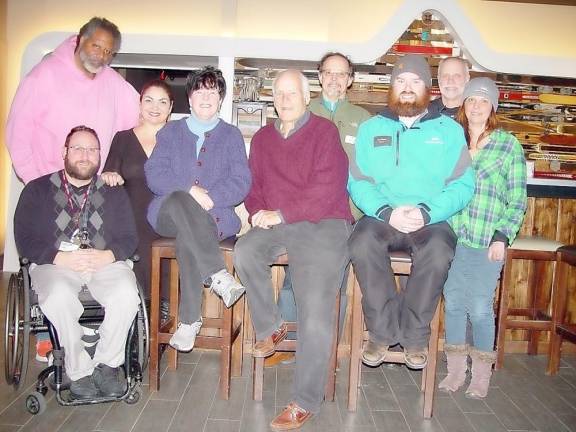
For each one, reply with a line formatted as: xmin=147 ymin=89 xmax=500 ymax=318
xmin=253 ymin=323 xmax=287 ymax=357
xmin=270 ymin=402 xmax=312 ymax=430
xmin=264 ymin=352 xmax=295 ymax=368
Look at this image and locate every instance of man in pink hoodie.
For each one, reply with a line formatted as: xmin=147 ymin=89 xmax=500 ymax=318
xmin=6 ymin=17 xmax=139 ymax=184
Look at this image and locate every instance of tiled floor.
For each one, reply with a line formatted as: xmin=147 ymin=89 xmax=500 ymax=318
xmin=1 ymin=273 xmax=575 ymax=432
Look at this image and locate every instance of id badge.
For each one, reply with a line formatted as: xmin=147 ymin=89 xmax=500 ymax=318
xmin=59 ymin=241 xmax=79 ymax=252
xmin=71 ymin=228 xmax=90 ymax=249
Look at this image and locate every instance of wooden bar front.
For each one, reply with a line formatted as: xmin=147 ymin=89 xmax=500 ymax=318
xmin=501 ymin=184 xmax=576 ymax=354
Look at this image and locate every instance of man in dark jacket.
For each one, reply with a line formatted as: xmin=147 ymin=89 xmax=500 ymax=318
xmin=14 ymin=126 xmax=140 ymax=400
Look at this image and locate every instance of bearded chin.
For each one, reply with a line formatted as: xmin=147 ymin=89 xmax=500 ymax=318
xmin=65 ymin=159 xmax=99 ymax=181
xmin=79 ymin=51 xmax=103 ymax=74
xmin=389 ymin=90 xmax=431 ymax=117
xmin=82 ymin=60 xmax=103 ymax=74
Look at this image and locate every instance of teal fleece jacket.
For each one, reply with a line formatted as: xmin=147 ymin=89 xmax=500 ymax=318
xmin=348 ymin=109 xmax=475 ymax=224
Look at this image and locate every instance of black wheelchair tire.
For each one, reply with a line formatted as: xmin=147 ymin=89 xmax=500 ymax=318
xmin=4 ymin=270 xmax=30 ymax=388
xmin=137 ymin=284 xmax=149 ymax=373
xmin=26 ymin=391 xmax=47 ymax=415
xmin=124 ymin=390 xmax=140 ymax=405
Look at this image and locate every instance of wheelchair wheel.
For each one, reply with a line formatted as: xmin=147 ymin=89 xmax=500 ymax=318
xmin=25 ymin=391 xmax=47 ymax=415
xmin=4 ymin=269 xmax=30 ymax=388
xmin=125 ymin=389 xmax=140 ymax=405
xmin=124 ymin=284 xmax=149 ymax=382
xmin=137 ymin=285 xmax=149 ymax=372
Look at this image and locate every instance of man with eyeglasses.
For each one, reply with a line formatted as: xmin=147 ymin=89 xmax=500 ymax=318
xmin=312 ymin=52 xmax=372 ymax=176
xmin=267 ymin=52 xmax=371 ymax=367
xmin=6 ymin=16 xmax=139 ymax=184
xmin=14 ymin=125 xmax=140 ymax=400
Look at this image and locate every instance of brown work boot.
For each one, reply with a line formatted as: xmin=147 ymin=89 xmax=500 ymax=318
xmin=253 ymin=323 xmax=287 ymax=357
xmin=264 ymin=352 xmax=295 ymax=367
xmin=362 ymin=340 xmax=389 ymax=366
xmin=270 ymin=402 xmax=312 ymax=430
xmin=404 ymin=347 xmax=428 ymax=370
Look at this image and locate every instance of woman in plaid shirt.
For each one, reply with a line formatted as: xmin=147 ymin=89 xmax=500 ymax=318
xmin=439 ymin=78 xmax=527 ymax=399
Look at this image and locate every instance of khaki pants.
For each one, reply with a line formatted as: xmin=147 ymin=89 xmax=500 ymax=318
xmin=30 ymin=261 xmax=140 ymax=381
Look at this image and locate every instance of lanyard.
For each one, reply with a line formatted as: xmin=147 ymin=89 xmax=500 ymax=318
xmin=59 ymin=170 xmax=93 ymax=228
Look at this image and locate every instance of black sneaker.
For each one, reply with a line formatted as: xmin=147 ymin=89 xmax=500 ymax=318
xmin=92 ymin=364 xmax=126 ymax=397
xmin=70 ymin=375 xmax=100 ymax=400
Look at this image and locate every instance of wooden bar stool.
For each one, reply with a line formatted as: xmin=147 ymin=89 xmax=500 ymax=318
xmin=252 ymin=253 xmax=341 ymax=402
xmin=348 ymin=252 xmax=440 ymax=418
xmin=547 ymin=245 xmax=576 ymax=375
xmin=149 ymin=236 xmax=245 ymax=399
xmin=495 ymin=236 xmax=563 ymax=369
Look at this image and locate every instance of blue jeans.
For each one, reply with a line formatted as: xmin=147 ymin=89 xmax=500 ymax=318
xmin=443 ymin=244 xmax=504 ymax=351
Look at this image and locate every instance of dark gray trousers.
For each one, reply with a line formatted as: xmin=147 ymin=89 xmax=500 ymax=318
xmin=155 ymin=191 xmax=225 ymax=323
xmin=349 ymin=216 xmax=456 ymax=349
xmin=234 ymin=220 xmax=350 ymax=413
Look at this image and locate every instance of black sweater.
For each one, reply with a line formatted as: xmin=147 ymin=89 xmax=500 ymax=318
xmin=14 ymin=171 xmax=138 ymax=265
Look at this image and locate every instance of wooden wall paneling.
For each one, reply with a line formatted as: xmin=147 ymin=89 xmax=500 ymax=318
xmin=519 ymin=197 xmax=536 ymax=236
xmin=558 ymin=199 xmax=576 ymax=325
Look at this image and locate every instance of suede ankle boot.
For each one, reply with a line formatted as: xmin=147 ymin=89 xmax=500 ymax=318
xmin=466 ymin=348 xmax=496 ymax=399
xmin=438 ymin=344 xmax=468 ymax=392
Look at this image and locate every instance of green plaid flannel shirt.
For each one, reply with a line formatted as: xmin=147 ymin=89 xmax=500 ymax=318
xmin=449 ymin=129 xmax=527 ymax=248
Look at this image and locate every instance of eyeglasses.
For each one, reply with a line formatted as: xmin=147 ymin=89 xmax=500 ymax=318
xmin=321 ymin=70 xmax=351 ymax=79
xmin=67 ymin=145 xmax=100 ymax=155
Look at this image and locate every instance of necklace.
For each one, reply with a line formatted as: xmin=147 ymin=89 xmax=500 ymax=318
xmin=60 ymin=170 xmax=93 ymax=228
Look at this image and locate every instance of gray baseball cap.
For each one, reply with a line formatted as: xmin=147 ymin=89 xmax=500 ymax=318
xmin=390 ymin=55 xmax=432 ymax=87
xmin=463 ymin=77 xmax=500 ymax=111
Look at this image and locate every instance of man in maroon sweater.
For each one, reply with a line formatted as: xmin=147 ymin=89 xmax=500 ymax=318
xmin=234 ymin=70 xmax=352 ymax=430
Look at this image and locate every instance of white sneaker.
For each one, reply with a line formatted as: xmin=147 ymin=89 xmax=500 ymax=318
xmin=208 ymin=269 xmax=245 ymax=308
xmin=169 ymin=319 xmax=203 ymax=352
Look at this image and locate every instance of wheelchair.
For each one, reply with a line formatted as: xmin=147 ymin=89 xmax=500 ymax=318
xmin=4 ymin=258 xmax=149 ymax=415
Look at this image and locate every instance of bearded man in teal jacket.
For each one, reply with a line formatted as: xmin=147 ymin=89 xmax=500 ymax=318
xmin=348 ymin=55 xmax=475 ymax=370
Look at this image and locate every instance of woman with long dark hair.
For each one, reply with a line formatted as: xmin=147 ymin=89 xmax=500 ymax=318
xmin=103 ymin=79 xmax=174 ymax=298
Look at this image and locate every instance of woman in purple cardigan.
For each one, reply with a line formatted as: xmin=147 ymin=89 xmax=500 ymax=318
xmin=145 ymin=67 xmax=251 ymax=352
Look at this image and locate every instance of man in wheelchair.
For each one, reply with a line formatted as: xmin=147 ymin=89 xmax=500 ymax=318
xmin=13 ymin=125 xmax=140 ymax=400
